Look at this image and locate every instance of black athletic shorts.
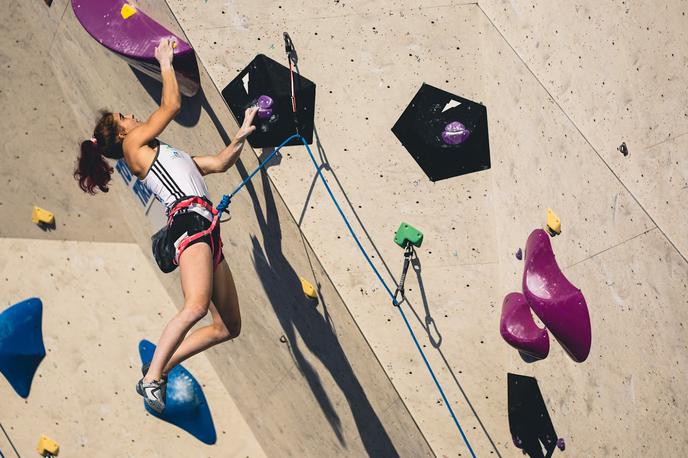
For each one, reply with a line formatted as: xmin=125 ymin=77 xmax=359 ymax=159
xmin=168 ymin=210 xmax=224 ymax=265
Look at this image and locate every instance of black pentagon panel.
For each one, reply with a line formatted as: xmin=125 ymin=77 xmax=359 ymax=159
xmin=221 ymin=54 xmax=316 ymax=149
xmin=507 ymin=373 xmax=559 ymax=457
xmin=392 ymin=83 xmax=490 ymax=182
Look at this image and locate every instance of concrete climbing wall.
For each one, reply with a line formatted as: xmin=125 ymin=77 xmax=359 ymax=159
xmin=479 ymin=0 xmax=688 ymax=258
xmin=1 ymin=0 xmax=433 ymax=456
xmin=164 ymin=0 xmax=688 ymax=456
xmin=0 ymin=238 xmax=266 ymax=457
xmin=0 ymin=1 xmax=133 ymax=242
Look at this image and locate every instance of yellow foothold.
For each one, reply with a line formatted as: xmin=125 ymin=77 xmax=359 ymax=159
xmin=32 ymin=206 xmax=54 ymax=226
xmin=120 ymin=4 xmax=137 ymax=19
xmin=37 ymin=434 xmax=60 ymax=457
xmin=300 ymin=277 xmax=317 ymax=299
xmin=546 ymin=208 xmax=561 ymax=236
xmin=172 ymin=40 xmax=177 ymax=49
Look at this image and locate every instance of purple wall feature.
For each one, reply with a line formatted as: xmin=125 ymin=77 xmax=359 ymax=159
xmin=441 ymin=121 xmax=471 ymax=145
xmin=500 ymin=292 xmax=550 ymax=360
xmin=522 ymin=229 xmax=592 ymax=362
xmin=256 ymin=95 xmax=274 ymax=119
xmin=71 ymin=0 xmax=200 ymax=97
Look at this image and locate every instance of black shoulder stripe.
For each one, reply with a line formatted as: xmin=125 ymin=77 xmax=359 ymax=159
xmin=154 ymin=161 xmax=185 ymax=197
xmin=151 ymin=164 xmax=182 ymax=199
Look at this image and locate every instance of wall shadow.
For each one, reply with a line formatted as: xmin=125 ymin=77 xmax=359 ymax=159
xmin=408 ymin=252 xmax=442 ymax=347
xmin=508 ymin=373 xmax=561 ymax=458
xmin=172 ymin=67 xmax=399 ymax=455
xmin=243 ymin=167 xmax=399 ymax=456
xmin=406 ymin=249 xmax=503 ymax=456
xmin=129 ymin=65 xmax=202 ymax=127
xmin=286 ymin=61 xmax=501 ymax=456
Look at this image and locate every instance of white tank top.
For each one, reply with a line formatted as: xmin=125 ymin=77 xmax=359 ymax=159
xmin=141 ymin=142 xmax=209 ymax=210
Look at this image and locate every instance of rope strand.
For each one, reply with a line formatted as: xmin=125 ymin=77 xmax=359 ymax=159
xmin=217 ymin=134 xmax=476 ymax=457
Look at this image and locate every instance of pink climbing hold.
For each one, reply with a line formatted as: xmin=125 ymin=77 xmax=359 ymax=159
xmin=522 ymin=229 xmax=592 ymax=362
xmin=557 ymin=437 xmax=566 ymax=451
xmin=256 ymin=95 xmax=274 ymax=119
xmin=71 ymin=0 xmax=200 ymax=97
xmin=500 ymin=292 xmax=550 ymax=361
xmin=441 ymin=121 xmax=471 ymax=145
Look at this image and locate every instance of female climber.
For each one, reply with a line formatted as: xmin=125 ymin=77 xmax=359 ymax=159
xmin=73 ymin=38 xmax=258 ymax=413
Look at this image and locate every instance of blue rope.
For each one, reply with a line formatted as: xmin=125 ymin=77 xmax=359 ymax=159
xmin=217 ymin=134 xmax=476 ymax=457
xmin=216 ymin=134 xmax=300 ymax=214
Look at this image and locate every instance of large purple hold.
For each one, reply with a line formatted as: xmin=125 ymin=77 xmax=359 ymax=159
xmin=71 ymin=0 xmax=200 ymax=97
xmin=500 ymin=292 xmax=549 ymax=360
xmin=256 ymin=95 xmax=274 ymax=119
xmin=522 ymin=229 xmax=592 ymax=362
xmin=441 ymin=121 xmax=471 ymax=145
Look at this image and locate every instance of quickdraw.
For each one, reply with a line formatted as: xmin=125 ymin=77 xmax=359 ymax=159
xmin=392 ymin=243 xmax=415 ymax=306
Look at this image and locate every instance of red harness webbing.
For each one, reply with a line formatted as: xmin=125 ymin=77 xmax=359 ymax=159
xmin=167 ymin=197 xmax=222 ymax=267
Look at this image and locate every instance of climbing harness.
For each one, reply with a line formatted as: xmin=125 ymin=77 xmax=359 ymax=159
xmin=151 ymin=196 xmax=222 ymax=273
xmin=168 ymin=197 xmax=223 ymax=266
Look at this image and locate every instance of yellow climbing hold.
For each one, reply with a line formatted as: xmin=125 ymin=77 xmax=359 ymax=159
xmin=300 ymin=277 xmax=317 ymax=299
xmin=546 ymin=208 xmax=561 ymax=236
xmin=32 ymin=206 xmax=54 ymax=226
xmin=36 ymin=434 xmax=60 ymax=457
xmin=120 ymin=3 xmax=137 ymax=20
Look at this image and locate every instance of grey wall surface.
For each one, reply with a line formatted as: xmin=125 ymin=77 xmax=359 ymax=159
xmin=0 ymin=238 xmax=266 ymax=458
xmin=1 ymin=0 xmax=433 ymax=457
xmin=0 ymin=1 xmax=133 ymax=242
xmin=3 ymin=0 xmax=687 ymax=456
xmin=164 ymin=0 xmax=688 ymax=456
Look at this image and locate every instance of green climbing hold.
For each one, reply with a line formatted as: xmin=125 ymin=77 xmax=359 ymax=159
xmin=394 ymin=222 xmax=424 ymax=248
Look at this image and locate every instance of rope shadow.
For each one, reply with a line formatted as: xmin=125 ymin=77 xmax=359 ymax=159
xmin=406 ymin=252 xmax=503 ymax=457
xmin=408 ymin=253 xmax=442 ymax=348
xmin=193 ymin=78 xmax=401 ymax=456
xmin=284 ymin=60 xmax=501 ymax=453
xmin=242 ymin=167 xmax=399 ymax=456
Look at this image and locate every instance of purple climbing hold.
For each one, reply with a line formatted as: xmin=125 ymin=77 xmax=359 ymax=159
xmin=500 ymin=292 xmax=549 ymax=361
xmin=256 ymin=95 xmax=274 ymax=119
xmin=515 ymin=248 xmax=523 ymax=260
xmin=512 ymin=434 xmax=523 ymax=448
xmin=522 ymin=229 xmax=592 ymax=362
xmin=441 ymin=121 xmax=471 ymax=145
xmin=71 ymin=0 xmax=200 ymax=97
xmin=257 ymin=95 xmax=273 ymax=108
xmin=257 ymin=108 xmax=273 ymax=119
xmin=557 ymin=437 xmax=566 ymax=451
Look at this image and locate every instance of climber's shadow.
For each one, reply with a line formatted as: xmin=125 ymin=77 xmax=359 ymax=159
xmin=239 ymin=165 xmax=398 ymax=457
xmin=176 ymin=79 xmax=398 ymax=455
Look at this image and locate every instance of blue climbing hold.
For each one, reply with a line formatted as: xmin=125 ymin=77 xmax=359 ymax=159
xmin=138 ymin=340 xmax=217 ymax=444
xmin=0 ymin=298 xmax=46 ymax=398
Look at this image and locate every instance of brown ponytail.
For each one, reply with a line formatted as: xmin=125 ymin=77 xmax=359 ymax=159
xmin=74 ymin=110 xmax=124 ymax=195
